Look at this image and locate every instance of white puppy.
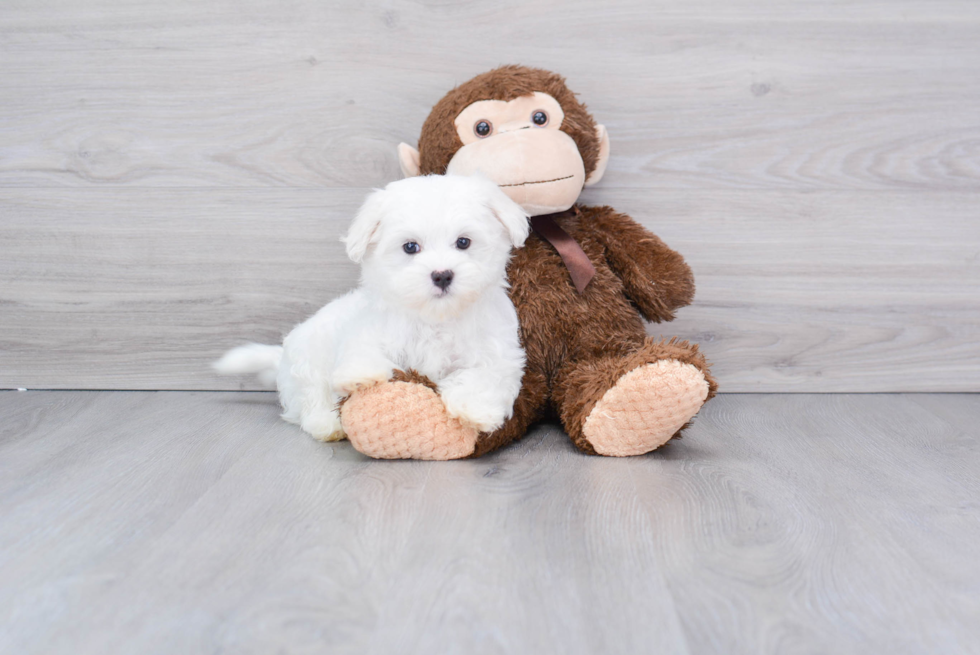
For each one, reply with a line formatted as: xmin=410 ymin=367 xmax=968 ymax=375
xmin=214 ymin=174 xmax=530 ymax=442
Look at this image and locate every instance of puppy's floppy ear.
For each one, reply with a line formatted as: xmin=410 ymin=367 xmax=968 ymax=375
xmin=473 ymin=173 xmax=530 ymax=248
xmin=342 ymin=188 xmax=386 ymax=263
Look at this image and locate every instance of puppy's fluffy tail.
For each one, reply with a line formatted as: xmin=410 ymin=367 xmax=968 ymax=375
xmin=213 ymin=343 xmax=283 ymax=388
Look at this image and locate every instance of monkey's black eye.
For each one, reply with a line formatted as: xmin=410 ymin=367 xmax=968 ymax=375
xmin=474 ymin=120 xmax=492 ymax=138
xmin=456 ymin=237 xmax=471 ymax=250
xmin=532 ymin=110 xmax=549 ymax=126
xmin=403 ymin=242 xmax=421 ymax=254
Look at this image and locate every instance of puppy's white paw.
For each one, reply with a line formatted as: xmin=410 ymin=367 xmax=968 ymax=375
xmin=440 ymin=389 xmax=506 ymax=433
xmin=301 ymin=407 xmax=345 ymax=442
xmin=332 ymin=366 xmax=393 ymax=395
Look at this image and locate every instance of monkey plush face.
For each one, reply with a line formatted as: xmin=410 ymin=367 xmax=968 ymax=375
xmin=446 ymin=92 xmax=588 ymax=215
xmin=398 ymin=66 xmax=611 ymax=217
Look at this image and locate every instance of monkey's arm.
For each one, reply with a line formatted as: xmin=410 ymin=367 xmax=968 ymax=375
xmin=587 ymin=206 xmax=695 ymax=323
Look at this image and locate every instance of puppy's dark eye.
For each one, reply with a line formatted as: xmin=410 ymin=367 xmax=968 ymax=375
xmin=403 ymin=242 xmax=421 ymax=254
xmin=474 ymin=120 xmax=492 ymax=138
xmin=456 ymin=237 xmax=471 ymax=250
xmin=532 ymin=110 xmax=548 ymax=126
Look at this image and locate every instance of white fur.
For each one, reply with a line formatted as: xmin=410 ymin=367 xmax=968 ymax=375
xmin=214 ymin=174 xmax=530 ymax=442
xmin=213 ymin=343 xmax=282 ymax=387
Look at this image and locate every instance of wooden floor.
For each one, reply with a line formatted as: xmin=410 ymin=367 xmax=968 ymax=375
xmin=1 ymin=391 xmax=977 ymax=654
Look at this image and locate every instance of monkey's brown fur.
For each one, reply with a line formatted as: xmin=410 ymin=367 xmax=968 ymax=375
xmin=472 ymin=205 xmax=717 ymax=456
xmin=344 ymin=65 xmax=716 ymax=458
xmin=419 ymin=65 xmax=602 ymax=180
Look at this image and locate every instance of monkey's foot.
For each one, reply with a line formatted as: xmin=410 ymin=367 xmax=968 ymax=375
xmin=582 ymin=359 xmax=709 ymax=457
xmin=341 ymin=380 xmax=477 ymax=460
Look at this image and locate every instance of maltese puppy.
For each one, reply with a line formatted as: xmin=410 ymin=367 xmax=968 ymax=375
xmin=214 ymin=174 xmax=530 ymax=442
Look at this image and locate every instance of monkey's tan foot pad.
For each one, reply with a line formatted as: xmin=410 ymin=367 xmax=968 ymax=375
xmin=341 ymin=381 xmax=478 ymax=460
xmin=583 ymin=359 xmax=709 ymax=457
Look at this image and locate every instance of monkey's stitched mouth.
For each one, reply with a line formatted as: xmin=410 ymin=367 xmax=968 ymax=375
xmin=499 ymin=175 xmax=574 ymax=188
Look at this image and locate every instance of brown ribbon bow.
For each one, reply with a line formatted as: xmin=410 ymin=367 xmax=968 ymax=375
xmin=530 ymin=207 xmax=596 ymax=294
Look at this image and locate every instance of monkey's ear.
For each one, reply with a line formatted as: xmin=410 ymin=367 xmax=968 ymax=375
xmin=584 ymin=124 xmax=610 ymax=187
xmin=342 ymin=188 xmax=386 ymax=263
xmin=397 ymin=143 xmax=421 ymax=178
xmin=478 ymin=176 xmax=530 ymax=248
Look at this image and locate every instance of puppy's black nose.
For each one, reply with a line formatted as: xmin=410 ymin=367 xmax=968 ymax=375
xmin=431 ymin=270 xmax=454 ymax=291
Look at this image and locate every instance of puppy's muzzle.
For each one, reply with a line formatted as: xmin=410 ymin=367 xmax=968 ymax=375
xmin=431 ymin=270 xmax=454 ymax=291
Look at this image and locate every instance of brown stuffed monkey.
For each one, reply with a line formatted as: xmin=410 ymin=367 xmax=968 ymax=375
xmin=340 ymin=65 xmax=717 ymax=459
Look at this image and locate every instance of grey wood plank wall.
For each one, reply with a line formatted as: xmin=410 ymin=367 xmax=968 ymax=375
xmin=2 ymin=0 xmax=979 ymax=391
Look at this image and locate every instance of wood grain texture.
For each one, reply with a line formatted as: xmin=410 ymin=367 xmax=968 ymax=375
xmin=1 ymin=1 xmax=979 ymax=190
xmin=2 ymin=187 xmax=978 ymax=391
xmin=2 ymin=0 xmax=980 ymax=391
xmin=1 ymin=390 xmax=978 ymax=653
